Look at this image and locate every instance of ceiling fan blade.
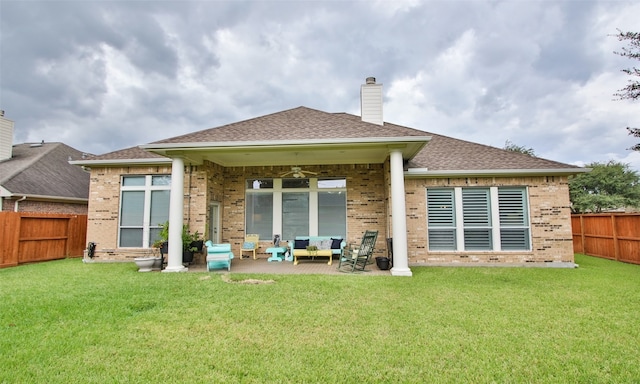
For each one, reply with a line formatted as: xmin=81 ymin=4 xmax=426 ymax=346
xmin=280 ymin=171 xmax=294 ymax=177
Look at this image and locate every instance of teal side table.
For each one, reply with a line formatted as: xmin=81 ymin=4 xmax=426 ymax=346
xmin=266 ymin=246 xmax=288 ymax=262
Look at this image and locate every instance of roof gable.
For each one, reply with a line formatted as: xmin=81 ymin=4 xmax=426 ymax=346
xmin=151 ymin=106 xmax=427 ymax=144
xmin=81 ymin=106 xmax=583 ymax=174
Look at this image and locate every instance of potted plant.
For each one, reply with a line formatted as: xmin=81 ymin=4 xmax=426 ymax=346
xmin=153 ymin=221 xmax=170 ymax=256
xmin=153 ymin=221 xmax=202 ymax=264
xmin=182 ymin=225 xmax=202 ymax=264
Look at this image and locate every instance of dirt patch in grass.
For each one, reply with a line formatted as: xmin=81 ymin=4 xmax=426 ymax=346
xmin=220 ymin=274 xmax=275 ymax=284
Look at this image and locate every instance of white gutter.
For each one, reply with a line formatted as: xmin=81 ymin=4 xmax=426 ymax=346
xmin=139 ymin=136 xmax=432 ymax=150
xmin=14 ymin=196 xmax=27 ymax=212
xmin=404 ymin=168 xmax=592 ymax=178
xmin=70 ymin=157 xmax=171 ymax=166
xmin=6 ymin=193 xmax=88 ymax=204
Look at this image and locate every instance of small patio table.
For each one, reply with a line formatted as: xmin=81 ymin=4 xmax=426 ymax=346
xmin=266 ymin=246 xmax=289 ymax=262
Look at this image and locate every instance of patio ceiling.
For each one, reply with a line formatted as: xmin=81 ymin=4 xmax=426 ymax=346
xmin=140 ymin=137 xmax=431 ymax=167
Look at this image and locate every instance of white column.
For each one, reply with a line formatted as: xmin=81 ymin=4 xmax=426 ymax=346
xmin=163 ymin=156 xmax=187 ymax=272
xmin=389 ymin=149 xmax=412 ymax=276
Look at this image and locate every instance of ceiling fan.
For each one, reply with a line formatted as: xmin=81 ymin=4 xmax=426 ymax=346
xmin=280 ymin=166 xmax=318 ymax=178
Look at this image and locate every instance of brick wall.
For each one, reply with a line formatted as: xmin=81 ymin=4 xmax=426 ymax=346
xmin=86 ymin=165 xmax=172 ymax=261
xmin=221 ymin=163 xmax=388 ymax=258
xmin=85 ymin=162 xmax=574 ymax=265
xmin=2 ymin=198 xmax=88 ymax=214
xmin=405 ymin=176 xmax=574 ymax=264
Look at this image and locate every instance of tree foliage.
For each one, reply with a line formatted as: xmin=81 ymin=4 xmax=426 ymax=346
xmin=614 ymin=30 xmax=640 ymax=151
xmin=503 ymin=140 xmax=536 ymax=157
xmin=569 ymin=160 xmax=640 ymax=213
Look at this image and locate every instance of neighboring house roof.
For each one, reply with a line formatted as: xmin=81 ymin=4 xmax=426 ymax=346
xmin=0 ymin=142 xmax=90 ymax=200
xmin=77 ymin=106 xmax=586 ymax=176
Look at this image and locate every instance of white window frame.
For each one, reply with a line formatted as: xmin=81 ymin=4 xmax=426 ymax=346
xmin=427 ymin=186 xmax=531 ymax=252
xmin=118 ymin=175 xmax=171 ymax=248
xmin=245 ymin=178 xmax=347 ymax=241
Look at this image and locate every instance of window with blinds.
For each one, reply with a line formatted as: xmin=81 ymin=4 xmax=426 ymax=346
xmin=426 ymin=189 xmax=456 ymax=250
xmin=498 ymin=188 xmax=530 ymax=250
xmin=426 ymin=187 xmax=530 ymax=252
xmin=462 ymin=188 xmax=492 ymax=250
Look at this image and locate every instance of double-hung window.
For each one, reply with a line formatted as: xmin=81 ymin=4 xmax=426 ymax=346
xmin=119 ymin=175 xmax=171 ymax=247
xmin=426 ymin=187 xmax=530 ymax=251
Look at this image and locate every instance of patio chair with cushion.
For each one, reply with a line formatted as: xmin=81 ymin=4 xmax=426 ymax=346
xmin=337 ymin=230 xmax=378 ymax=273
xmin=240 ymin=234 xmax=260 ymax=259
xmin=205 ymin=241 xmax=234 ymax=271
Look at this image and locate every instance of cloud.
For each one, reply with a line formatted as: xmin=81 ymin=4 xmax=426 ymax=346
xmin=1 ymin=0 xmax=639 ymax=171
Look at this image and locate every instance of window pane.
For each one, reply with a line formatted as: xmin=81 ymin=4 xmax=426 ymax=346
xmin=318 ymin=191 xmax=346 ymax=237
xmin=247 ymin=179 xmax=273 ymax=189
xmin=501 ymin=229 xmax=530 ymax=250
xmin=462 ymin=189 xmax=492 ymax=250
xmin=427 ymin=189 xmax=455 ymax=227
xmin=498 ymin=188 xmax=528 ymax=226
xmin=464 ymin=229 xmax=492 ymax=250
xmin=499 ymin=188 xmax=530 ymax=250
xmin=120 ymin=191 xmax=144 ymax=226
xmin=462 ymin=189 xmax=491 ymax=226
xmin=149 ymin=228 xmax=163 ymax=245
xmin=152 ymin=175 xmax=171 ymax=186
xmin=120 ymin=228 xmax=143 ymax=247
xmin=283 ymin=178 xmax=309 ymax=188
xmin=428 ymin=229 xmax=457 ymax=250
xmin=282 ymin=192 xmax=309 ymax=240
xmin=150 ymin=190 xmax=170 ymax=227
xmin=122 ymin=176 xmax=145 ymax=186
xmin=318 ymin=178 xmax=346 ymax=188
xmin=245 ymin=193 xmax=273 ymax=240
xmin=427 ymin=189 xmax=456 ymax=250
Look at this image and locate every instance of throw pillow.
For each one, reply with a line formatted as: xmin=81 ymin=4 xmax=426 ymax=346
xmin=309 ymin=240 xmax=322 ymax=249
xmin=294 ymin=239 xmax=309 ymax=249
xmin=330 ymin=238 xmax=343 ymax=249
xmin=320 ymin=239 xmax=332 ymax=250
xmin=242 ymin=241 xmax=255 ymax=249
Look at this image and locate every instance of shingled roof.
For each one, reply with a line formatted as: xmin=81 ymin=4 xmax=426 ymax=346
xmin=84 ymin=106 xmax=582 ymax=173
xmin=0 ymin=142 xmax=90 ymax=199
xmin=150 ymin=107 xmax=425 ymax=144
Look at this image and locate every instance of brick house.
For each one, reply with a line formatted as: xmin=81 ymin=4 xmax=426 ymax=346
xmin=72 ymin=78 xmax=587 ymax=275
xmin=0 ymin=112 xmax=90 ymax=214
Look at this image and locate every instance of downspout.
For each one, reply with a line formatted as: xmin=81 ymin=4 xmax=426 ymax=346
xmin=14 ymin=196 xmax=27 ymax=212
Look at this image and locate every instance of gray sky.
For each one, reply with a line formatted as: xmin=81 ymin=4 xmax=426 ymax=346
xmin=1 ymin=0 xmax=639 ymax=170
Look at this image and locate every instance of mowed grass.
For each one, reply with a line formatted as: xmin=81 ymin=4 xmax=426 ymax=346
xmin=1 ymin=254 xmax=639 ymax=383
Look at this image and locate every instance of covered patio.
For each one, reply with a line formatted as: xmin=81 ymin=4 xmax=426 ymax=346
xmin=185 ymin=256 xmax=391 ymax=275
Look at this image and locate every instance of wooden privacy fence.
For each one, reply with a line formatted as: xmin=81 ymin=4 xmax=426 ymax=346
xmin=572 ymin=213 xmax=640 ymax=265
xmin=0 ymin=212 xmax=88 ymax=268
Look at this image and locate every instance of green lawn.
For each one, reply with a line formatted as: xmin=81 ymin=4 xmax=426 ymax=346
xmin=1 ymin=254 xmax=639 ymax=383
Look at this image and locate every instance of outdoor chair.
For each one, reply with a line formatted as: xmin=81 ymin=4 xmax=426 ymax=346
xmin=337 ymin=230 xmax=378 ymax=273
xmin=205 ymin=241 xmax=234 ymax=271
xmin=240 ymin=234 xmax=260 ymax=259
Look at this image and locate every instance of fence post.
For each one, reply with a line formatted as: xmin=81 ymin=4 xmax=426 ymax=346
xmin=612 ymin=214 xmax=619 ymax=262
xmin=580 ymin=215 xmax=586 ymax=255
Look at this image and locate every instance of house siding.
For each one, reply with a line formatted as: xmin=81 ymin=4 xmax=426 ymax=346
xmin=85 ymin=163 xmax=573 ymax=266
